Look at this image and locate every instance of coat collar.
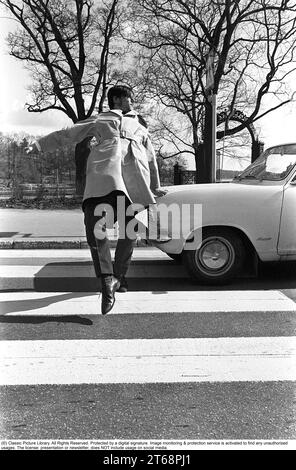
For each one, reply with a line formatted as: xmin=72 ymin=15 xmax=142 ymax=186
xmin=109 ymin=109 xmax=123 ymax=117
xmin=123 ymin=110 xmax=138 ymax=117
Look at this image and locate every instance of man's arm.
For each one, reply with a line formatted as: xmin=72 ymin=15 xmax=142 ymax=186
xmin=26 ymin=118 xmax=97 ymax=155
xmin=144 ymin=136 xmax=168 ymax=197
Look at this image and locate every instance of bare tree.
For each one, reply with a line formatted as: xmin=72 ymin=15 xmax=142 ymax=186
xmin=1 ymin=0 xmax=121 ymax=194
xmin=127 ymin=0 xmax=296 ymax=182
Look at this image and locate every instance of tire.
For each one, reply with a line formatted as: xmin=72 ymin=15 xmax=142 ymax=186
xmin=182 ymin=227 xmax=245 ymax=284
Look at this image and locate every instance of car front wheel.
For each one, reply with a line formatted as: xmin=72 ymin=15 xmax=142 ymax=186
xmin=182 ymin=228 xmax=245 ymax=284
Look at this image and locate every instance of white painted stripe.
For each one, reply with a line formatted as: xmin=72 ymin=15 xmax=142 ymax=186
xmin=0 ymin=263 xmax=186 ymax=280
xmin=0 ymin=265 xmax=95 ymax=277
xmin=1 ymin=336 xmax=295 ymax=385
xmin=0 ymin=290 xmax=295 ymax=315
xmin=0 ymin=250 xmax=92 ymax=260
xmin=0 ymin=248 xmax=169 ymax=260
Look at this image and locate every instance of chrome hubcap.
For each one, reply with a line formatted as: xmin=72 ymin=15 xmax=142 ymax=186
xmin=198 ymin=237 xmax=234 ymax=272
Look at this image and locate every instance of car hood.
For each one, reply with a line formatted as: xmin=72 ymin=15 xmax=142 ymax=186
xmin=156 ymin=182 xmax=281 ymax=205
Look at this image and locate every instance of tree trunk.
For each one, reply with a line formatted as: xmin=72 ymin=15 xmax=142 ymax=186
xmin=199 ymin=100 xmax=213 ymax=183
xmin=74 ymin=138 xmax=91 ymax=197
xmin=195 ymin=143 xmax=205 ymax=183
xmin=251 ymin=139 xmax=264 ymax=163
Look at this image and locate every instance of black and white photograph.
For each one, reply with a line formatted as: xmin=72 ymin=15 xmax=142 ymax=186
xmin=0 ymin=0 xmax=296 ymax=453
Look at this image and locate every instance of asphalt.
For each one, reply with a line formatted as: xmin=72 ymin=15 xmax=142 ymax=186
xmin=0 ymin=208 xmax=85 ymax=238
xmin=1 ymin=210 xmax=296 ymax=444
xmin=0 ymin=237 xmax=146 ymax=249
xmin=2 ymin=381 xmax=295 ymax=440
xmin=0 ymin=208 xmax=147 ymax=249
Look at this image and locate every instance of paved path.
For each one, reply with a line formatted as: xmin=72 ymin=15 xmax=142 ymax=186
xmin=0 ymin=208 xmax=85 ymax=238
xmin=0 ymin=208 xmax=145 ymax=248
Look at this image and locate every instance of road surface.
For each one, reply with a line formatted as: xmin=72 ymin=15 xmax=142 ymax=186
xmin=0 ymin=249 xmax=295 ymax=448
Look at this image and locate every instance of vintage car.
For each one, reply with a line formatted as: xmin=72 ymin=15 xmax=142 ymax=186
xmin=151 ymin=143 xmax=296 ymax=284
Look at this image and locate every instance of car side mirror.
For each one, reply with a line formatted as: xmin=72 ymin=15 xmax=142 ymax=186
xmin=290 ymin=179 xmax=296 ymax=185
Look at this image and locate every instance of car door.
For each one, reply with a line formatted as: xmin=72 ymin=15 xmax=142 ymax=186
xmin=278 ymin=171 xmax=296 ymax=256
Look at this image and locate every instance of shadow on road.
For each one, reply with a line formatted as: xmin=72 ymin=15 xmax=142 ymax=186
xmin=33 ymin=261 xmax=101 ymax=292
xmin=0 ymin=314 xmax=93 ymax=325
xmin=0 ymin=292 xmax=93 ymax=314
xmin=29 ymin=259 xmax=296 ymax=292
xmin=0 ymin=292 xmax=94 ymax=325
xmin=0 ymin=232 xmax=19 ymax=238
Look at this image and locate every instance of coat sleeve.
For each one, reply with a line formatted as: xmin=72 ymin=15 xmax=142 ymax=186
xmin=144 ymin=135 xmax=161 ymax=190
xmin=37 ymin=118 xmax=97 ymax=153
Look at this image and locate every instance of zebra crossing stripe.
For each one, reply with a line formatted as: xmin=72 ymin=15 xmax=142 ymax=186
xmin=1 ymin=336 xmax=296 ymax=385
xmin=0 ymin=290 xmax=295 ymax=315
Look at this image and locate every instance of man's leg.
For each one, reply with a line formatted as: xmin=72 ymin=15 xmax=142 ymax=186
xmin=83 ymin=198 xmax=120 ymax=314
xmin=113 ymin=195 xmax=137 ymax=292
xmin=83 ymin=200 xmax=113 ymax=276
xmin=113 ymin=237 xmax=135 ymax=291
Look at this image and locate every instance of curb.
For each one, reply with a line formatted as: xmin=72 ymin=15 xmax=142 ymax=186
xmin=0 ymin=238 xmax=149 ymax=250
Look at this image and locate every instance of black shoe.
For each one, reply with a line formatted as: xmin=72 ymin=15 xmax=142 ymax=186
xmin=101 ymin=275 xmax=120 ymax=315
xmin=117 ymin=275 xmax=128 ymax=293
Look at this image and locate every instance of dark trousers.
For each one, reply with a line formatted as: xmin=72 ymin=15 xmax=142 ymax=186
xmin=83 ymin=191 xmax=136 ymax=278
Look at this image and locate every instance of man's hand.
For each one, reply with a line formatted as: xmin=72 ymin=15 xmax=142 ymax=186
xmin=25 ymin=142 xmax=39 ymax=155
xmin=152 ymin=187 xmax=168 ymax=197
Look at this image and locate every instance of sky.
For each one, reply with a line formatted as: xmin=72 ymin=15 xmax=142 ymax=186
xmin=1 ymin=14 xmax=296 ymax=171
xmin=0 ymin=14 xmax=71 ymax=136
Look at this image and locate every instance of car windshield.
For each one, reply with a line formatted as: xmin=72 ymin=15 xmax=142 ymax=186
xmin=235 ymin=144 xmax=296 ymax=181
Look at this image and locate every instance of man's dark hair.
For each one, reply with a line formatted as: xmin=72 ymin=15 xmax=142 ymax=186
xmin=107 ymin=85 xmax=133 ymax=109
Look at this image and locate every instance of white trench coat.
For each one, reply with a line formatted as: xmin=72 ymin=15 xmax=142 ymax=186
xmin=37 ymin=109 xmax=161 ymax=207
